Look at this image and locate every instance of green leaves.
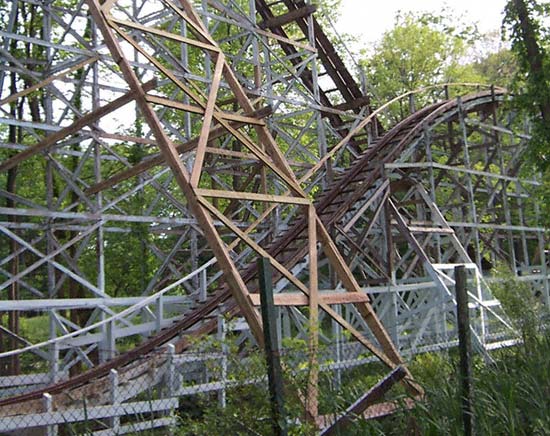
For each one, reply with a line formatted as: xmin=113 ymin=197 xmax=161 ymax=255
xmin=503 ymin=0 xmax=550 ymax=169
xmin=361 ymin=10 xmax=485 ymax=116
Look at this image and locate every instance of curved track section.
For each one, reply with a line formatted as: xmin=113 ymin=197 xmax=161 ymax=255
xmin=0 ymin=90 xmax=506 ymax=419
xmin=2 ymin=3 xmax=546 ymax=434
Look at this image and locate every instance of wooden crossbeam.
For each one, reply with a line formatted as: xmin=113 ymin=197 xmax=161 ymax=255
xmin=248 ymin=291 xmax=370 ymax=306
xmin=0 ymin=57 xmax=98 ymax=108
xmin=0 ymin=79 xmax=157 ymax=173
xmin=110 ymin=17 xmax=219 ymax=52
xmin=320 ymin=366 xmax=407 ymax=436
xmin=259 ymin=5 xmax=317 ymax=29
xmin=196 ymin=188 xmax=310 ymax=205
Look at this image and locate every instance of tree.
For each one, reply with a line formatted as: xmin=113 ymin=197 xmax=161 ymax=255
xmin=0 ymin=0 xmax=48 ymax=375
xmin=503 ymin=0 xmax=550 ymax=166
xmin=469 ymin=30 xmax=518 ymax=88
xmin=361 ymin=10 xmax=485 ymax=116
xmin=473 ymin=48 xmax=518 ymax=88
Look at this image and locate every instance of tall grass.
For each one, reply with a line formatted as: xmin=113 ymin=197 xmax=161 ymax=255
xmin=361 ymin=270 xmax=550 ymax=436
xmin=175 ymin=271 xmax=550 ymax=435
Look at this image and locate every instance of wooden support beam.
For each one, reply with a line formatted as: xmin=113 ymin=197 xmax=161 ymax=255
xmin=0 ymin=57 xmax=98 ymax=108
xmin=316 ymin=217 xmax=423 ymax=397
xmin=176 ymin=0 xmax=308 ymax=199
xmin=191 ymin=53 xmax=225 ymax=187
xmin=307 ymin=205 xmax=319 ymax=422
xmin=109 ymin=17 xmax=220 ymax=52
xmin=87 ymin=0 xmax=265 ymax=344
xmin=111 ymin=18 xmax=306 ymax=198
xmin=0 ymin=79 xmax=157 ymax=173
xmin=145 ymin=95 xmax=205 ymax=115
xmin=248 ymin=292 xmax=370 ymax=306
xmin=198 ymin=197 xmax=400 ymax=371
xmin=320 ymin=366 xmax=407 ymax=436
xmin=85 ymin=106 xmax=272 ymax=195
xmin=196 ymin=188 xmax=310 ymax=205
xmin=100 ymin=0 xmax=118 ymax=12
xmin=259 ymin=5 xmax=317 ymax=29
xmin=317 ymin=220 xmax=395 ymax=351
xmin=147 ymin=93 xmax=266 ymax=126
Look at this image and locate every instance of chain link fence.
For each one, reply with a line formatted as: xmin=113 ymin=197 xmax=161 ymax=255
xmin=0 ymin=333 xmax=415 ymax=435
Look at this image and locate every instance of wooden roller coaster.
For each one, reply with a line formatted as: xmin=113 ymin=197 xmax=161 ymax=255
xmin=0 ymin=0 xmax=546 ymax=433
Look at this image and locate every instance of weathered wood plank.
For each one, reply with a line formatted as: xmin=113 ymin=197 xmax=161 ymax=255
xmin=0 ymin=80 xmax=156 ymax=173
xmin=307 ymin=205 xmax=319 ymax=421
xmin=191 ymin=53 xmax=225 ymax=186
xmin=248 ymin=291 xmax=370 ymax=306
xmin=320 ymin=366 xmax=406 ymax=435
xmin=260 ymin=5 xmax=317 ymax=29
xmin=196 ymin=188 xmax=310 ymax=205
xmin=109 ymin=17 xmax=219 ymax=52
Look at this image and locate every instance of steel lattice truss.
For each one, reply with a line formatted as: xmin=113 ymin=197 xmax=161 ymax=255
xmin=0 ymin=0 xmax=548 ymax=432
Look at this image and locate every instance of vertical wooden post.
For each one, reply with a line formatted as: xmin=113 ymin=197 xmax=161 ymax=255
xmin=455 ymin=265 xmax=475 ymax=436
xmin=307 ymin=206 xmax=319 ymax=422
xmin=258 ymin=257 xmax=288 ymax=436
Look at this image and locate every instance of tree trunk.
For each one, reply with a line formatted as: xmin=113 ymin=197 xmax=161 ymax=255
xmin=512 ymin=0 xmax=550 ymax=122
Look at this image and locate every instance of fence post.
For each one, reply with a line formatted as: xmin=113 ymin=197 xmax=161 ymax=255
xmin=110 ymin=369 xmax=120 ymax=433
xmin=217 ymin=315 xmax=227 ymax=408
xmin=200 ymin=268 xmax=207 ymax=302
xmin=167 ymin=343 xmax=176 ymax=397
xmin=257 ymin=257 xmax=287 ymax=436
xmin=455 ymin=265 xmax=475 ymax=436
xmin=165 ymin=344 xmax=177 ymax=435
xmin=50 ymin=341 xmax=59 ymax=383
xmin=156 ymin=295 xmax=164 ymax=333
xmin=43 ymin=392 xmax=56 ymax=436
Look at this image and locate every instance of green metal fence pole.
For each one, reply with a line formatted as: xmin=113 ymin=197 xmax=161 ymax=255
xmin=257 ymin=256 xmax=288 ymax=436
xmin=455 ymin=265 xmax=475 ymax=436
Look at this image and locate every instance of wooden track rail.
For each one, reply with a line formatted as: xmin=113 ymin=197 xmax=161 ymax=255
xmin=0 ymin=90 xmax=504 ymax=415
xmin=254 ymin=0 xmax=382 ymax=149
xmin=1 ymin=0 xmax=544 ymax=432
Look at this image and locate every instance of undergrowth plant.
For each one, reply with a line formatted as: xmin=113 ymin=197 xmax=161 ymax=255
xmin=174 ymin=269 xmax=550 ymax=435
xmin=351 ymin=267 xmax=550 ymax=435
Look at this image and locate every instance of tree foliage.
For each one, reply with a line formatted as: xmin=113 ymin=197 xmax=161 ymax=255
xmin=504 ymin=0 xmax=550 ymax=166
xmin=361 ymin=11 xmax=484 ymax=107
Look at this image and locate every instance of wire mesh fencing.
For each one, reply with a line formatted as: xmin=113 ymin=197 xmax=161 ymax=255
xmin=0 ymin=335 xmax=416 ymax=435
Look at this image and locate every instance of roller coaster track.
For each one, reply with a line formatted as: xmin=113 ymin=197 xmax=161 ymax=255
xmin=1 ymin=1 xmax=533 ymax=432
xmin=0 ymin=90 xmax=505 ymax=418
xmin=253 ymin=0 xmax=383 ymax=148
xmin=0 ymin=0 xmax=387 ymax=419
